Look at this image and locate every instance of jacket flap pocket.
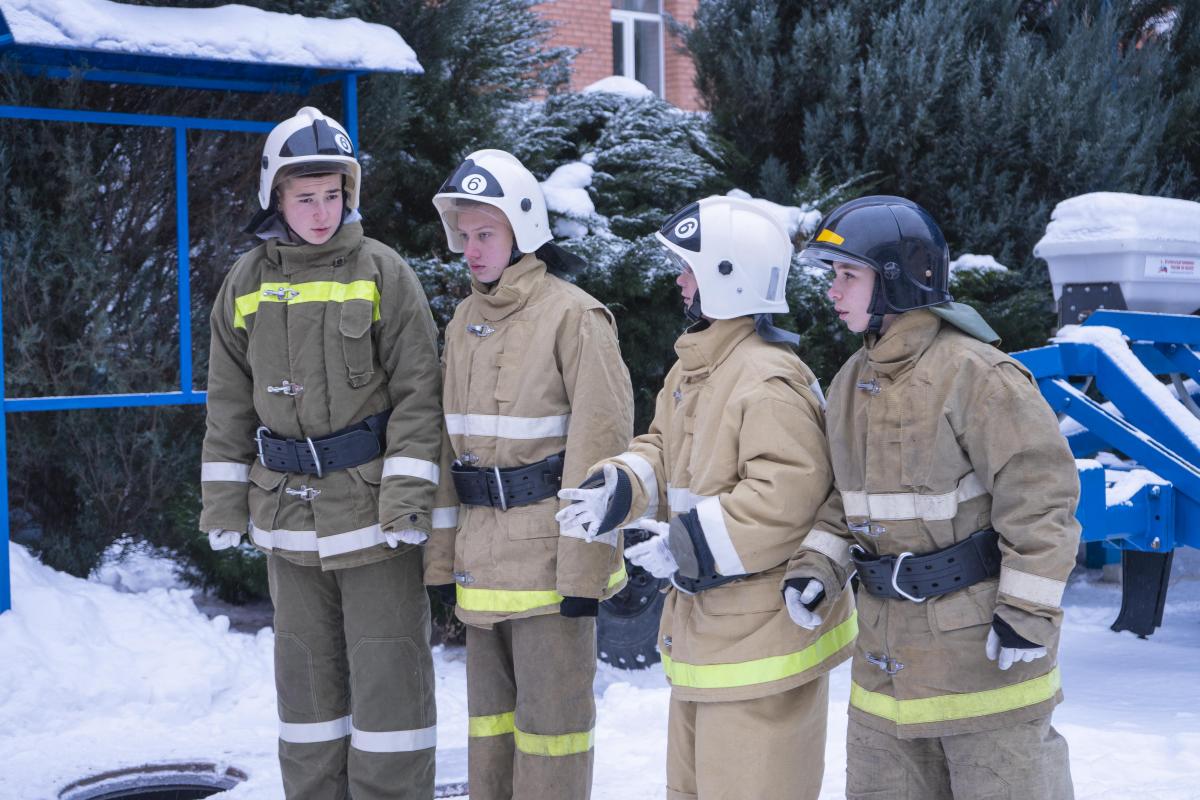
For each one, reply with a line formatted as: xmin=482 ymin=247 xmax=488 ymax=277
xmin=249 ymin=460 xmax=286 ymax=491
xmin=701 ymin=571 xmax=783 ymax=616
xmin=356 ymin=457 xmax=383 ymax=486
xmin=338 ymin=299 xmax=374 ymax=338
xmin=932 ymin=579 xmax=997 ymax=631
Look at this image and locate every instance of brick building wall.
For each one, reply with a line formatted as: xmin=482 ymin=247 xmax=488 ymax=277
xmin=533 ymin=0 xmax=703 ymax=111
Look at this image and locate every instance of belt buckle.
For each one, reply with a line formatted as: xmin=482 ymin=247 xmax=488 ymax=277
xmin=255 ymin=425 xmax=271 ymax=467
xmin=490 ymin=465 xmax=508 ymax=512
xmin=304 ymin=437 xmax=323 ymax=478
xmin=890 ymin=552 xmax=926 ymax=603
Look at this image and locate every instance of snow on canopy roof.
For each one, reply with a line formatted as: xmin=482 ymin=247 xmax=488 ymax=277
xmin=1036 ymin=192 xmax=1200 ymax=253
xmin=0 ymin=0 xmax=422 ymax=74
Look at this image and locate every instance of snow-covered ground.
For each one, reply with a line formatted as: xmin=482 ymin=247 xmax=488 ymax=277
xmin=2 ymin=542 xmax=1199 ymax=799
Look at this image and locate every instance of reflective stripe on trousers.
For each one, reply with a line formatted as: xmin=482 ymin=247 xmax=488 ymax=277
xmin=468 ymin=711 xmax=595 ymax=757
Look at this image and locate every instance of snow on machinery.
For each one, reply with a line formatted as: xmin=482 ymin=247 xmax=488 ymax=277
xmin=1013 ymin=192 xmax=1200 ymax=638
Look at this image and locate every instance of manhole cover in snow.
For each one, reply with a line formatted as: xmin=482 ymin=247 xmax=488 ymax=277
xmin=58 ymin=762 xmax=247 ymax=800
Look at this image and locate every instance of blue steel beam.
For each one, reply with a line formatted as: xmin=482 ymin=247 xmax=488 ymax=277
xmin=18 ymin=65 xmax=307 ymax=94
xmin=4 ymin=392 xmax=207 ymax=412
xmin=176 ymin=128 xmax=193 ymax=393
xmin=0 ymin=105 xmax=274 ymax=134
xmin=343 ymin=74 xmax=359 ymax=150
xmin=0 ymin=245 xmax=9 ymax=613
xmin=1083 ymin=309 xmax=1200 ymax=347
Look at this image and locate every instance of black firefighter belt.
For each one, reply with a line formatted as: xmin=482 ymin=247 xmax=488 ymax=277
xmin=256 ymin=408 xmax=392 ymax=476
xmin=852 ymin=528 xmax=1001 ymax=602
xmin=451 ymin=452 xmax=564 ymax=511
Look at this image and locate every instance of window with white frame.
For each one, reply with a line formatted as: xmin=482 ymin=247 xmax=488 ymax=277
xmin=611 ymin=0 xmax=664 ymax=96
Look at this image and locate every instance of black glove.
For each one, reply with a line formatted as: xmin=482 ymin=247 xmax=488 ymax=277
xmin=428 ymin=584 xmax=457 ymax=607
xmin=991 ymin=614 xmax=1039 ymax=648
xmin=783 ymin=577 xmax=826 ymax=611
xmin=560 ymin=596 xmax=599 ymax=618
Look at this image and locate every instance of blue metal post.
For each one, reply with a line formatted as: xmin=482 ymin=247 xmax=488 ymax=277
xmin=0 ymin=245 xmax=9 ymax=614
xmin=343 ymin=74 xmax=359 ymax=149
xmin=175 ymin=128 xmax=193 ymax=393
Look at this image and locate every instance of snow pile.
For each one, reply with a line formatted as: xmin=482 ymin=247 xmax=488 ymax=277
xmin=583 ymin=75 xmax=655 ymax=98
xmin=949 ymin=253 xmax=1008 ymax=278
xmin=91 ymin=535 xmax=187 ymax=593
xmin=1053 ymin=324 xmax=1200 ymax=452
xmin=725 ymin=188 xmax=823 ymax=239
xmin=1036 ymin=192 xmax=1200 ymax=249
xmin=0 ymin=0 xmax=422 ymax=73
xmin=541 ymin=162 xmax=596 ymax=238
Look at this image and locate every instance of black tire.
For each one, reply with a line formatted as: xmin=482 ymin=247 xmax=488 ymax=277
xmin=597 ymin=558 xmax=667 ymax=670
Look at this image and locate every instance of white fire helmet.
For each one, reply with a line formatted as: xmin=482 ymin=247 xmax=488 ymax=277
xmin=257 ymin=107 xmax=360 ymax=211
xmin=432 ymin=149 xmax=551 ymax=254
xmin=655 ymin=195 xmax=794 ymax=319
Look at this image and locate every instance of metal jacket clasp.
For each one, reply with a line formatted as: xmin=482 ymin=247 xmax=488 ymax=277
xmin=285 ymin=485 xmax=321 ymax=502
xmin=467 ymin=323 xmax=495 ymax=337
xmin=267 ymin=380 xmax=304 ymax=396
xmin=856 ymin=378 xmax=881 ymax=396
xmin=866 ymin=652 xmax=905 ymax=675
xmin=263 ymin=287 xmax=300 ymax=301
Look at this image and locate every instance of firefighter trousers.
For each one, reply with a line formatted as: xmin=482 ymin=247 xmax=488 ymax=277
xmin=666 ymin=674 xmax=831 ymax=800
xmin=268 ymin=548 xmax=436 ymax=800
xmin=845 ymin=714 xmax=1074 ymax=799
xmin=466 ymin=613 xmax=597 ymax=800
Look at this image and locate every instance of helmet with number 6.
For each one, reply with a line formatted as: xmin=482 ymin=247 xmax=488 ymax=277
xmin=433 ymin=149 xmax=552 ymax=254
xmin=257 ymin=106 xmax=360 ymax=211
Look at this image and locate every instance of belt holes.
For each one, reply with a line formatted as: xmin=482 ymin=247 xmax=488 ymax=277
xmin=924 ymin=564 xmax=933 ymax=570
xmin=954 ymin=576 xmax=961 ymax=582
xmin=931 ymin=582 xmax=939 ymax=588
xmin=947 ymin=557 xmax=955 ymax=563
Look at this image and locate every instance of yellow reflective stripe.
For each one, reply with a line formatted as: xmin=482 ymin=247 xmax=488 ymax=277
xmin=661 ymin=612 xmax=858 ymax=690
xmin=850 ymin=667 xmax=1061 ymax=726
xmin=468 ymin=712 xmax=515 ymax=738
xmin=514 ymin=726 xmax=594 ymax=757
xmin=816 ymin=228 xmax=845 ymax=245
xmin=233 ymin=280 xmax=381 ymax=329
xmin=456 ymin=564 xmax=627 ymax=614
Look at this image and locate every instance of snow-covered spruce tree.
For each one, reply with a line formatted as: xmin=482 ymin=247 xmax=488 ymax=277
xmin=686 ymin=0 xmax=1184 ymax=351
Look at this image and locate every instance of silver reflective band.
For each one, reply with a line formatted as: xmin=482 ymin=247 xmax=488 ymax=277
xmin=279 ymin=715 xmax=350 ymax=744
xmin=432 ymin=506 xmax=459 ymax=529
xmin=351 ymin=723 xmax=437 ymax=753
xmin=614 ymin=452 xmax=659 ymax=518
xmin=999 ymin=565 xmax=1066 ymax=608
xmin=445 ymin=413 xmax=571 ymax=440
xmin=382 ymin=456 xmax=440 ymax=484
xmin=200 ymin=462 xmax=250 ymax=483
xmin=667 ymin=486 xmax=710 ymax=515
xmin=802 ymin=528 xmax=852 ymax=568
xmin=695 ymin=496 xmax=747 ymax=576
xmin=841 ymin=472 xmax=987 ymax=522
xmin=250 ymin=523 xmax=387 ymax=557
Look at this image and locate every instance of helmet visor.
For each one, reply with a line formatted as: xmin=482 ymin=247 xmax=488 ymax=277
xmin=797 ymin=245 xmax=877 ymax=275
xmin=660 ymin=246 xmax=693 ymax=274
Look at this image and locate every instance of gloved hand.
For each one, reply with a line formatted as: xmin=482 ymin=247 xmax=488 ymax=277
xmin=556 ymin=464 xmax=623 ymax=542
xmin=385 ymin=529 xmax=429 ymax=548
xmin=208 ymin=529 xmax=241 ymax=551
xmin=783 ymin=578 xmax=826 ymax=630
xmin=428 ymin=584 xmax=457 ymax=607
xmin=985 ymin=614 xmax=1047 ymax=670
xmin=623 ymin=519 xmax=678 ymax=579
xmin=560 ymin=596 xmax=599 ymax=618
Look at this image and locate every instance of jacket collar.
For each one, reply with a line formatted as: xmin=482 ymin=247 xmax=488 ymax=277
xmin=472 ymin=254 xmax=547 ymax=322
xmin=864 ymin=308 xmax=942 ymax=379
xmin=266 ymin=222 xmax=363 ymax=276
xmin=675 ymin=316 xmax=757 ymax=377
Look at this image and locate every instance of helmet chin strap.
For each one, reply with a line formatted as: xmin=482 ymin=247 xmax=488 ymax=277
xmin=508 ymin=244 xmax=523 ymax=267
xmin=684 ymin=289 xmax=704 ymax=323
xmin=866 ymin=273 xmax=890 ymax=334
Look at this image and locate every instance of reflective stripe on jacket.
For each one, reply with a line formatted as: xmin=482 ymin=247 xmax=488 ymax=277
xmin=600 ymin=316 xmax=855 ymax=702
xmin=200 ymin=222 xmax=443 ymax=570
xmin=785 ymin=308 xmax=1080 ymax=738
xmin=424 ymin=256 xmax=634 ymax=627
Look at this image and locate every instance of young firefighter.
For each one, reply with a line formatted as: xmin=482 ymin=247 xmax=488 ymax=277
xmin=426 ymin=149 xmax=634 ymax=800
xmin=200 ymin=107 xmax=442 ymax=799
xmin=784 ymin=195 xmax=1077 ymax=799
xmin=558 ymin=196 xmax=857 ymax=800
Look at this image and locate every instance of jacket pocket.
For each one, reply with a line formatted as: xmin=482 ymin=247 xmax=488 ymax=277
xmin=931 ymin=578 xmax=998 ymax=632
xmin=339 ymin=300 xmax=376 ymax=389
xmin=500 ymin=500 xmax=558 ymax=540
xmin=248 ymin=460 xmax=286 ymax=532
xmin=701 ymin=572 xmax=783 ymax=616
xmin=352 ymin=458 xmax=383 ymax=529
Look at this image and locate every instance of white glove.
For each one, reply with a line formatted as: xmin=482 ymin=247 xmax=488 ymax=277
xmin=985 ymin=627 xmax=1047 ymax=671
xmin=556 ymin=463 xmax=620 ymax=542
xmin=384 ymin=529 xmax=428 ymax=548
xmin=624 ymin=519 xmax=678 ymax=579
xmin=785 ymin=580 xmax=825 ymax=630
xmin=208 ymin=529 xmax=241 ymax=551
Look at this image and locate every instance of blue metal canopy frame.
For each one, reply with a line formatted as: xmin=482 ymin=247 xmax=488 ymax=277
xmin=0 ymin=11 xmax=385 ymax=613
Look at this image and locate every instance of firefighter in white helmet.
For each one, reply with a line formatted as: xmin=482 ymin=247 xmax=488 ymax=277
xmin=784 ymin=195 xmax=1076 ymax=798
xmin=201 ymin=107 xmax=443 ymax=799
xmin=427 ymin=149 xmax=634 ymax=800
xmin=558 ymin=195 xmax=856 ymax=800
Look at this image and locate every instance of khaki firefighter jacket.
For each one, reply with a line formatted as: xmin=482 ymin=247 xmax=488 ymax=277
xmin=424 ymin=256 xmax=634 ymax=627
xmin=597 ymin=316 xmax=857 ymax=702
xmin=200 ymin=223 xmax=443 ymax=571
xmin=785 ymin=308 xmax=1080 ymax=739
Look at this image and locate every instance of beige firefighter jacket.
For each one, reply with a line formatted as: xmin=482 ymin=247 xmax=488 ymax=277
xmin=200 ymin=222 xmax=443 ymax=571
xmin=596 ymin=316 xmax=856 ymax=702
xmin=424 ymin=256 xmax=634 ymax=628
xmin=785 ymin=308 xmax=1080 ymax=738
